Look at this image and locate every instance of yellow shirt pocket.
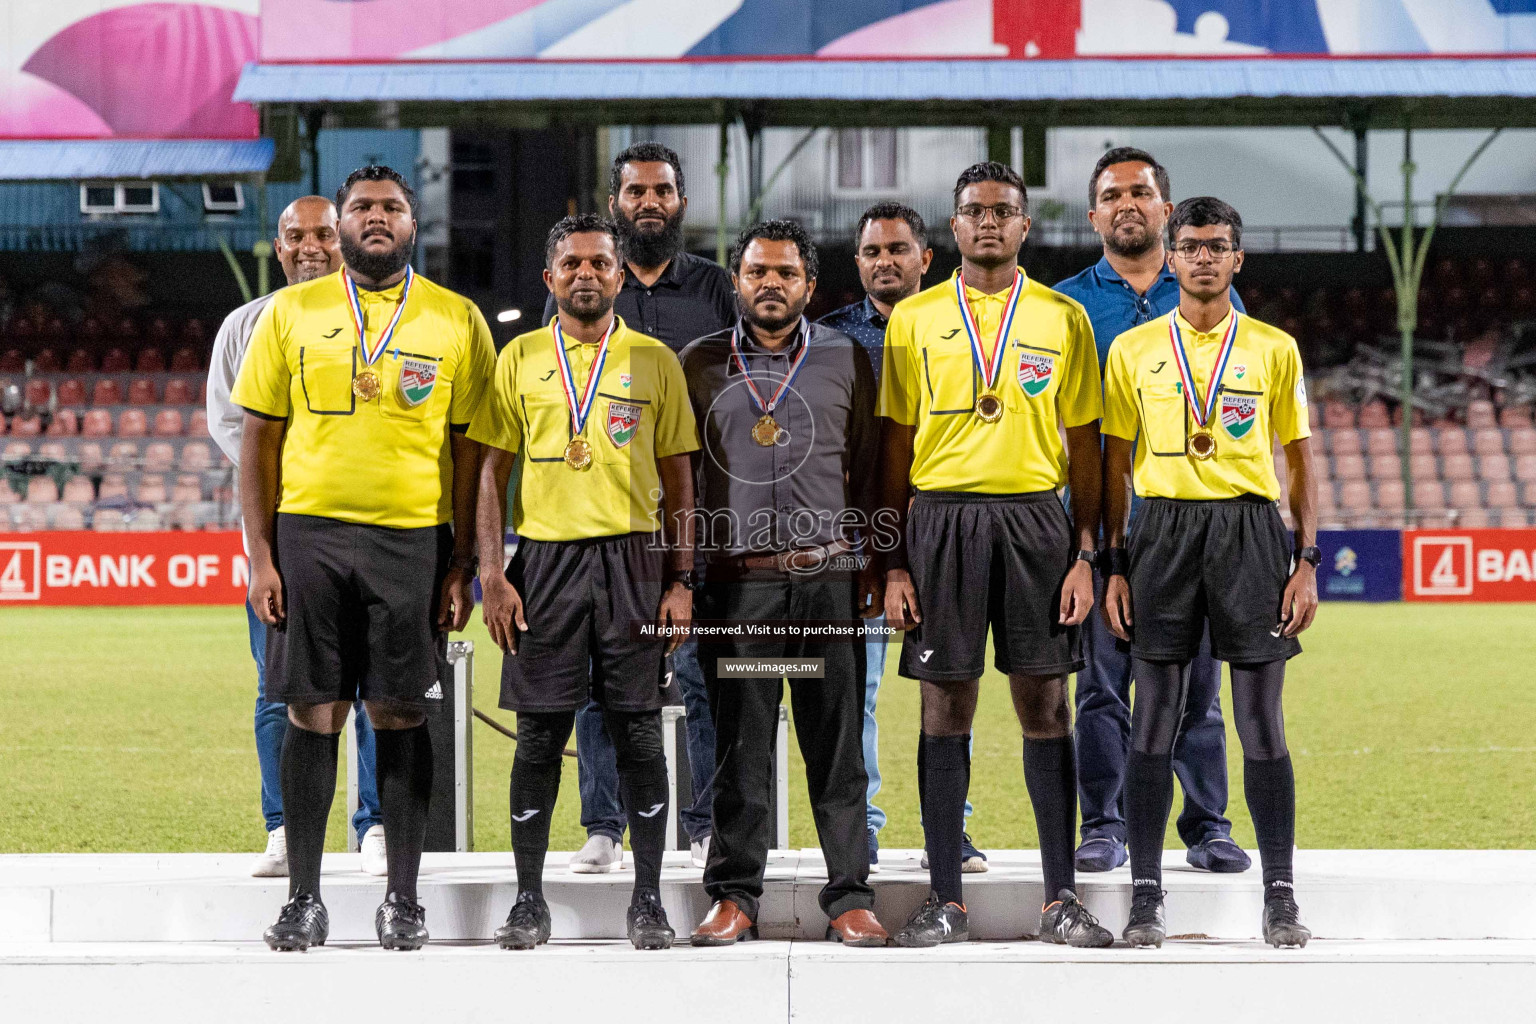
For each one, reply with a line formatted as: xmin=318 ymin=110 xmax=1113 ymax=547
xmin=1137 ymin=383 xmax=1188 ymax=457
xmin=381 ymin=353 xmax=442 ymax=422
xmin=1215 ymin=385 xmax=1264 ymax=460
xmin=298 ymin=344 xmax=357 ymax=415
xmin=922 ymin=347 xmax=977 ymax=415
xmin=519 ymin=392 xmax=575 ymax=463
xmin=593 ymin=394 xmax=648 ymax=466
xmin=1006 ymin=343 xmax=1059 ymax=414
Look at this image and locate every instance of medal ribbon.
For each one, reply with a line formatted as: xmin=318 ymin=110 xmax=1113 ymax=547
xmin=342 ymin=265 xmax=414 ymax=368
xmin=729 ymin=317 xmax=812 ymax=415
xmin=552 ymin=316 xmax=616 ymax=436
xmin=953 ymin=268 xmax=1023 ymax=392
xmin=1168 ymin=309 xmax=1239 ymax=428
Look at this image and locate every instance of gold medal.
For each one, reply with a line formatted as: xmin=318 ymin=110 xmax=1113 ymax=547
xmin=1187 ymin=430 xmax=1216 ymax=461
xmin=352 ymin=370 xmax=380 ymax=402
xmin=752 ymin=415 xmax=782 ymax=447
xmin=975 ymin=393 xmax=1003 ymax=423
xmin=564 ymin=438 xmax=593 ymax=470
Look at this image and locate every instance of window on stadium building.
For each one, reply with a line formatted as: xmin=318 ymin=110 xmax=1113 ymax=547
xmin=833 ymin=128 xmax=899 ymax=193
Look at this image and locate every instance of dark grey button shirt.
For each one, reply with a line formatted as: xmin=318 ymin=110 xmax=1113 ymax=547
xmin=679 ymin=319 xmax=879 ymax=557
xmin=542 ymin=250 xmax=738 ymax=352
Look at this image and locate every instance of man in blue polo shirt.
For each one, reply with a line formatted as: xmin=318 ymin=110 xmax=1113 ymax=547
xmin=1055 ymin=147 xmax=1249 ymax=874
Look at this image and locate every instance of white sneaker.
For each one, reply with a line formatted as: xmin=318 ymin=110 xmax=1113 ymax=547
xmin=690 ymin=834 xmax=711 ymax=870
xmin=360 ymin=825 xmax=388 ymax=877
xmin=570 ymin=833 xmax=623 ymax=874
xmin=250 ymin=826 xmax=288 ymax=878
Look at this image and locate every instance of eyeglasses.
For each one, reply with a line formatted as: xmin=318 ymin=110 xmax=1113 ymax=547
xmin=956 ymin=204 xmax=1023 ymax=224
xmin=1172 ymin=240 xmax=1237 ymax=260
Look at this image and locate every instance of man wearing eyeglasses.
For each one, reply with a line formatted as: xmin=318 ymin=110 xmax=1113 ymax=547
xmin=1055 ymin=148 xmax=1250 ymax=877
xmin=879 ymin=162 xmax=1111 ymax=949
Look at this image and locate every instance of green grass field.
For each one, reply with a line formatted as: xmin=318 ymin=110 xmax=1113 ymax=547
xmin=1 ymin=603 xmax=1532 ymax=855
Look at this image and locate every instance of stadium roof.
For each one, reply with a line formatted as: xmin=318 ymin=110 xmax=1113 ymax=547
xmin=234 ymin=58 xmax=1536 ymax=129
xmin=0 ymin=139 xmax=276 ymax=182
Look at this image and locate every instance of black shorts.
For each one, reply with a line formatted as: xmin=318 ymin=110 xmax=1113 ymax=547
xmin=1127 ymin=496 xmax=1301 ymax=664
xmin=499 ymin=531 xmax=669 ymax=713
xmin=265 ymin=513 xmax=451 ymax=706
xmin=898 ymin=489 xmax=1084 ymax=681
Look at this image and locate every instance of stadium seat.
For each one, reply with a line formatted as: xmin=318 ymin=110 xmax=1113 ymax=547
xmin=100 ymin=348 xmax=131 ymax=373
xmin=92 ymin=509 xmax=126 ymax=532
xmin=97 ymin=474 xmax=129 ymax=501
xmin=152 ymin=409 xmax=184 ymax=437
xmin=56 ymin=378 xmax=86 ymax=406
xmin=1410 ymin=427 xmax=1433 ymax=454
xmin=38 ymin=441 xmax=66 ymax=463
xmin=0 ymin=349 xmax=26 ymax=373
xmin=143 ymin=442 xmax=175 ymax=472
xmin=134 ymin=348 xmax=166 ymax=373
xmin=1415 ymin=480 xmax=1447 ymax=509
xmin=11 ymin=505 xmax=47 ymax=531
xmin=1435 ymin=428 xmax=1469 ymax=456
xmin=163 ymin=378 xmax=195 ymax=406
xmin=107 ymin=442 xmax=139 ymax=469
xmin=1358 ymin=400 xmax=1391 ymax=429
xmin=65 ymin=348 xmax=95 ymax=372
xmin=45 ymin=409 xmax=79 ymax=437
xmin=1448 ymin=480 xmax=1483 ymax=509
xmin=50 ymin=504 xmax=85 ymax=530
xmin=1327 ymin=428 xmax=1362 ymax=457
xmin=91 ymin=379 xmax=123 ymax=406
xmin=1339 ymin=479 xmax=1372 ymax=513
xmin=118 ymin=409 xmax=148 ymax=438
xmin=0 ymin=479 xmax=18 ymax=505
xmin=134 ymin=475 xmax=167 ymax=504
xmin=1499 ymin=405 xmax=1533 ymax=428
xmin=1472 ymin=428 xmax=1507 ymax=457
xmin=1307 ymin=404 xmax=1320 ymax=429
xmin=77 ymin=443 xmax=105 ymax=471
xmin=1467 ymin=399 xmax=1498 ymax=429
xmin=195 ymin=379 xmax=208 ymax=404
xmin=186 ymin=409 xmax=209 ymax=437
xmin=170 ymin=347 xmax=201 ymax=373
xmin=127 ymin=378 xmax=159 ymax=405
xmin=61 ymin=476 xmax=95 ymax=505
xmin=171 ymin=475 xmax=203 ymax=503
xmin=33 ymin=349 xmax=61 ymax=372
xmin=12 ymin=415 xmax=42 ymax=437
xmin=1364 ymin=429 xmax=1396 ymax=458
xmin=1376 ymin=479 xmax=1406 ymax=511
xmin=1333 ymin=453 xmax=1367 ymax=480
xmin=1480 ymin=454 xmax=1513 ymax=482
xmin=24 ymin=378 xmax=51 ymax=410
xmin=1458 ymin=508 xmax=1492 ymax=528
xmin=2 ymin=440 xmax=32 ymax=460
xmin=81 ymin=409 xmax=112 ymax=438
xmin=1441 ymin=454 xmax=1476 ymax=482
xmin=178 ymin=442 xmax=212 ymax=472
xmin=1515 ymin=455 xmax=1536 ymax=482
xmin=1487 ymin=481 xmax=1519 ymax=509
xmin=1322 ymin=401 xmax=1356 ymax=428
xmin=24 ymin=477 xmax=59 ymax=504
xmin=1511 ymin=429 xmax=1536 ymax=456
xmin=127 ymin=508 xmax=163 ymax=532
xmin=1523 ymin=481 xmax=1536 ymax=506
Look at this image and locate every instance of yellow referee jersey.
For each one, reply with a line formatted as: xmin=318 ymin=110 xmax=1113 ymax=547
xmin=878 ymin=270 xmax=1102 ymax=493
xmin=1103 ymin=308 xmax=1310 ymax=501
xmin=232 ymin=270 xmax=495 ymax=529
xmin=468 ymin=316 xmax=699 ymax=542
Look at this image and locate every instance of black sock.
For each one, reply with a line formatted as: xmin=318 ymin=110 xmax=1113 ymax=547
xmin=1244 ymin=755 xmax=1296 ymax=892
xmin=509 ymin=756 xmax=561 ymax=896
xmin=1125 ymin=750 xmax=1175 ymax=891
xmin=920 ymin=733 xmax=970 ymax=906
xmin=1023 ymin=735 xmax=1078 ymax=901
xmin=279 ymin=722 xmax=339 ymax=899
xmin=374 ymin=722 xmax=433 ymax=899
xmin=617 ymin=757 xmax=669 ymax=895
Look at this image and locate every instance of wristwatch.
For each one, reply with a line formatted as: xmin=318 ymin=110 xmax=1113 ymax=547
xmin=667 ymin=569 xmax=701 ymax=592
xmin=1294 ymin=546 xmax=1322 ymax=568
xmin=1073 ymin=549 xmax=1096 ymax=567
xmin=449 ymin=554 xmax=479 ymax=576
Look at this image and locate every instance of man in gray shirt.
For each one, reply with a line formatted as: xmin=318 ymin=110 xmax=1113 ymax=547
xmin=207 ymin=195 xmax=385 ymax=878
xmin=681 ymin=221 xmax=885 ymax=947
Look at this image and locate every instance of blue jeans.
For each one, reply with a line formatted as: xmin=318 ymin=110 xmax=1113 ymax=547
xmin=249 ymin=602 xmax=382 ymax=837
xmin=863 ymin=618 xmax=887 ymax=833
xmin=1073 ymin=568 xmax=1232 ymax=847
xmin=578 ymin=638 xmax=715 ymax=842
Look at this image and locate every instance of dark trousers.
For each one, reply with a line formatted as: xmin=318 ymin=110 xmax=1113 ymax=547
xmin=1075 ymin=567 xmax=1233 ymax=846
xmin=698 ymin=573 xmax=873 ymax=922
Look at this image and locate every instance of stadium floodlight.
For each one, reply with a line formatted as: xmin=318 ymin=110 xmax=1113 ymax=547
xmin=496 ymin=308 xmax=522 ymax=323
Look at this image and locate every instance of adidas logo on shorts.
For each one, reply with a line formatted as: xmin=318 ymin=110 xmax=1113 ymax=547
xmin=424 ymin=681 xmax=444 ymax=700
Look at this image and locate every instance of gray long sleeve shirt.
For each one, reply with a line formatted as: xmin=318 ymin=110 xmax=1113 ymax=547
xmin=678 ymin=319 xmax=879 ymax=558
xmin=206 ymin=292 xmax=276 ymax=469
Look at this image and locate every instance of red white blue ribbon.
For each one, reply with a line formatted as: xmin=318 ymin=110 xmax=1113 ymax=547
xmin=1167 ymin=309 xmax=1239 ymax=428
xmin=553 ymin=315 xmax=616 ymax=436
xmin=953 ymin=269 xmax=1024 ymax=392
xmin=729 ymin=318 xmax=812 ymax=415
xmin=342 ymin=265 xmax=414 ymax=368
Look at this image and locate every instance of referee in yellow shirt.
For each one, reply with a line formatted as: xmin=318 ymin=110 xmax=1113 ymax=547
xmin=471 ymin=214 xmax=698 ymax=952
xmin=880 ymin=162 xmax=1111 ymax=948
xmin=237 ymin=165 xmax=495 ymax=952
xmin=1101 ymin=197 xmax=1318 ymax=949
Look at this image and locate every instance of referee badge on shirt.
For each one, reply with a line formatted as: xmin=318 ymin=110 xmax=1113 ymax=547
xmin=607 ymin=401 xmax=642 ymax=449
xmin=1220 ymin=392 xmax=1259 ymax=439
xmin=399 ymin=359 xmax=438 ymax=407
xmin=1016 ymin=350 xmax=1055 ymax=398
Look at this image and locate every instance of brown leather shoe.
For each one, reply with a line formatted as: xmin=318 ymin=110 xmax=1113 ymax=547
xmin=825 ymin=908 xmax=888 ymax=947
xmin=690 ymin=899 xmax=758 ymax=946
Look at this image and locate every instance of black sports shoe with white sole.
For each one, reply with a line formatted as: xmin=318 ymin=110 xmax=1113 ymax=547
xmin=1123 ymin=888 xmax=1167 ymax=948
xmin=264 ymin=893 xmax=328 ymax=952
xmin=1039 ymin=889 xmax=1113 ymax=948
xmin=893 ymin=892 xmax=970 ymax=947
xmin=1262 ymin=888 xmax=1311 ymax=948
xmin=627 ymin=888 xmax=676 ymax=950
xmin=375 ymin=892 xmax=429 ymax=951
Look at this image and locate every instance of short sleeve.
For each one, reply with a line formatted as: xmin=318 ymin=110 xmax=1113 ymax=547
xmin=1056 ymin=305 xmax=1103 ymax=429
xmin=1269 ymin=334 xmax=1311 ymax=445
xmin=653 ymin=346 xmax=701 ymax=458
xmin=1101 ymin=339 xmax=1140 ymax=442
xmin=876 ymin=304 xmax=920 ymax=425
xmin=467 ymin=342 xmax=522 ymax=455
xmin=449 ymin=301 xmax=497 ymax=426
xmin=230 ymin=298 xmax=292 ymax=419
